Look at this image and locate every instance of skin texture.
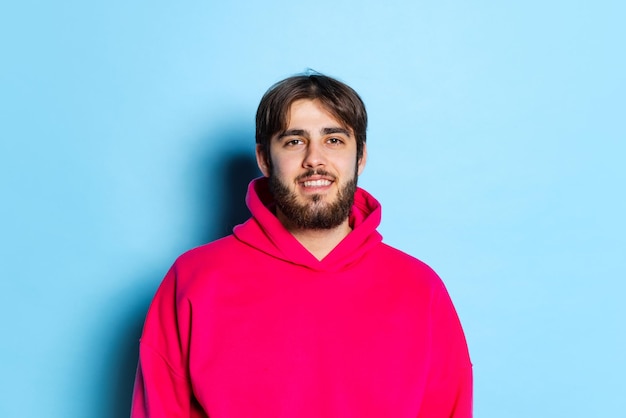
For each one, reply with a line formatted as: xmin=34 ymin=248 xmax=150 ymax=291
xmin=256 ymin=99 xmax=367 ymax=259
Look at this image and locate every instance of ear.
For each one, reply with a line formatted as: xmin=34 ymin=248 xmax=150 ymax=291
xmin=256 ymin=144 xmax=271 ymax=177
xmin=357 ymin=143 xmax=367 ymax=176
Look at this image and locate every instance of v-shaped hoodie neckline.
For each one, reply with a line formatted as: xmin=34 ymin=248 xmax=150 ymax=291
xmin=233 ymin=177 xmax=383 ymax=273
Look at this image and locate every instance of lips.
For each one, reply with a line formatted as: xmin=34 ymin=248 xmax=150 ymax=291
xmin=302 ymin=179 xmax=332 ymax=187
xmin=297 ymin=170 xmax=335 ymax=188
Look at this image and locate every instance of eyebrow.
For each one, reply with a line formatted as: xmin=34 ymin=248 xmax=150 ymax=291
xmin=322 ymin=127 xmax=352 ymax=137
xmin=278 ymin=129 xmax=307 ymax=139
xmin=277 ymin=127 xmax=352 ymax=139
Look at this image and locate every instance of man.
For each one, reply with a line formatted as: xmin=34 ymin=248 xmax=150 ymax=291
xmin=132 ymin=73 xmax=472 ymax=417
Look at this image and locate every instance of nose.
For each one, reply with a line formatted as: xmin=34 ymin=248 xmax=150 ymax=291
xmin=303 ymin=141 xmax=326 ymax=169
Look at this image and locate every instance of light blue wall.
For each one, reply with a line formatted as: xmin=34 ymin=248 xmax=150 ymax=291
xmin=1 ymin=1 xmax=624 ymax=416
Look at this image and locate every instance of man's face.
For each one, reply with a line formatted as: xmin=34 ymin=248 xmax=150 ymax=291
xmin=256 ymin=99 xmax=367 ymax=230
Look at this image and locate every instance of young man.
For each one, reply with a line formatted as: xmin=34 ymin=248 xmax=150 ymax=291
xmin=132 ymin=73 xmax=472 ymax=417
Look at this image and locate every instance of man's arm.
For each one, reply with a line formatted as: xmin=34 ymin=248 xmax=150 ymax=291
xmin=418 ymin=282 xmax=473 ymax=417
xmin=131 ymin=342 xmax=197 ymax=417
xmin=130 ymin=266 xmax=203 ymax=418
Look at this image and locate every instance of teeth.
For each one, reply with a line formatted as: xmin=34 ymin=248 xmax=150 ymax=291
xmin=303 ymin=179 xmax=331 ymax=187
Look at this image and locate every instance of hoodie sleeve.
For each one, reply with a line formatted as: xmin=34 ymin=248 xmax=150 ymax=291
xmin=130 ymin=265 xmax=205 ymax=418
xmin=417 ymin=282 xmax=473 ymax=418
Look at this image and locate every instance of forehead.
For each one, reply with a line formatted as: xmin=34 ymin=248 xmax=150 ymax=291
xmin=285 ymin=99 xmax=347 ymax=129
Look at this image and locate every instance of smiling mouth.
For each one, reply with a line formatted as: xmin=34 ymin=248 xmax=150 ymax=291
xmin=297 ymin=169 xmax=335 ymax=189
xmin=302 ymin=179 xmax=332 ymax=187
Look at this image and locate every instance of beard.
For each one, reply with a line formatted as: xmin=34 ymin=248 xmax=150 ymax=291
xmin=268 ymin=168 xmax=358 ymax=230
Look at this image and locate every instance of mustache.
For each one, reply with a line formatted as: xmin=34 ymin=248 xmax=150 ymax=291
xmin=295 ymin=169 xmax=335 ymax=182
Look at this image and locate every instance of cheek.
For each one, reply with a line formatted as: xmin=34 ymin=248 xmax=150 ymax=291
xmin=340 ymin=157 xmax=359 ymax=176
xmin=268 ymin=154 xmax=294 ymax=179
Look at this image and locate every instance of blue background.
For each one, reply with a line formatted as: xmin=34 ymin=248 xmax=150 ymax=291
xmin=1 ymin=1 xmax=624 ymax=416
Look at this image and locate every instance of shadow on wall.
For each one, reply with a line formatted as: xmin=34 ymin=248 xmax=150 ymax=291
xmin=102 ymin=275 xmax=158 ymax=418
xmin=205 ymin=150 xmax=262 ymax=243
xmin=103 ymin=136 xmax=260 ymax=417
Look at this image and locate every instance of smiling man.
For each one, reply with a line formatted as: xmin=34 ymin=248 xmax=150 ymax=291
xmin=132 ymin=73 xmax=473 ymax=418
xmin=259 ymin=97 xmax=366 ymax=260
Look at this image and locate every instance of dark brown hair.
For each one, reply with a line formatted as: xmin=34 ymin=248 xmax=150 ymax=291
xmin=255 ymin=72 xmax=367 ymax=162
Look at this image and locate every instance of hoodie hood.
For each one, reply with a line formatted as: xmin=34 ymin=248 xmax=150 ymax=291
xmin=233 ymin=177 xmax=383 ymax=272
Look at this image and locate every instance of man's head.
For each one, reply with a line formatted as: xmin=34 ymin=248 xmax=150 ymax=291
xmin=255 ymin=73 xmax=368 ymax=230
xmin=256 ymin=73 xmax=367 ymax=167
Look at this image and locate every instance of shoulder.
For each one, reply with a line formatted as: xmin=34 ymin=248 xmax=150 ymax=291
xmin=375 ymin=243 xmax=438 ymax=275
xmin=370 ymin=242 xmax=448 ymax=292
xmin=163 ymin=235 xmax=248 ymax=291
xmin=174 ymin=235 xmax=241 ymax=267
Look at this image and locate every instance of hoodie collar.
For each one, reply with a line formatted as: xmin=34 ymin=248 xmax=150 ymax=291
xmin=233 ymin=177 xmax=383 ymax=272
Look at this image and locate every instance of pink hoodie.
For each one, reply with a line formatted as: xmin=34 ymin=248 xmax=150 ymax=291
xmin=132 ymin=178 xmax=472 ymax=417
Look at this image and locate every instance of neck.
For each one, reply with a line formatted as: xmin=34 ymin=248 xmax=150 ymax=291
xmin=276 ymin=210 xmax=352 ymax=260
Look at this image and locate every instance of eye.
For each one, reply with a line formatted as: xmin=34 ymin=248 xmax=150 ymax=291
xmin=327 ymin=137 xmax=344 ymax=145
xmin=284 ymin=138 xmax=304 ymax=147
